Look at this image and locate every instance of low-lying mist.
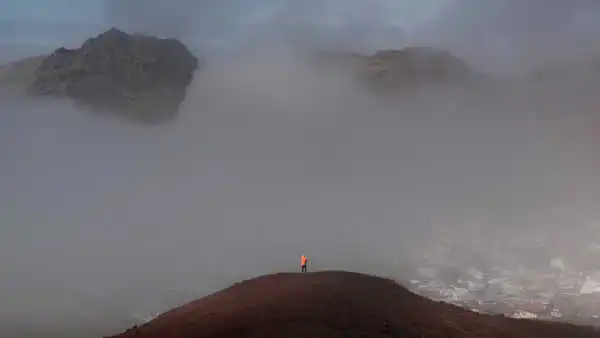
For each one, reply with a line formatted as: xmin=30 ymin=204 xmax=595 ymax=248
xmin=2 ymin=44 xmax=600 ymax=336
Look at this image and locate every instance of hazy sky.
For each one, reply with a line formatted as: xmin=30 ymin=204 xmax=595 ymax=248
xmin=0 ymin=0 xmax=102 ymax=23
xmin=0 ymin=0 xmax=103 ymax=48
xmin=2 ymin=0 xmax=600 ymax=71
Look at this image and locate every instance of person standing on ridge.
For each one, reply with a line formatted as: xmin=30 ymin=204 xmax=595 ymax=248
xmin=300 ymin=254 xmax=308 ymax=272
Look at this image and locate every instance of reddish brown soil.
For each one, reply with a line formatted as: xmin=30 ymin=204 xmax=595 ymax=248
xmin=109 ymin=271 xmax=600 ymax=338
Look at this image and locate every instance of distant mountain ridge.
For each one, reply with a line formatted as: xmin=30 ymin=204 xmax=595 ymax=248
xmin=2 ymin=28 xmax=600 ymax=124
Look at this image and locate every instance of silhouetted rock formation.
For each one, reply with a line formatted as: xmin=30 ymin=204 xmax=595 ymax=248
xmin=313 ymin=47 xmax=488 ymax=97
xmin=108 ymin=271 xmax=600 ymax=338
xmin=27 ymin=28 xmax=199 ymax=123
xmin=360 ymin=47 xmax=479 ymax=88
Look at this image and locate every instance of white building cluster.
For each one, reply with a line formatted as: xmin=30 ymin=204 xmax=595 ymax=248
xmin=404 ymin=232 xmax=600 ymax=325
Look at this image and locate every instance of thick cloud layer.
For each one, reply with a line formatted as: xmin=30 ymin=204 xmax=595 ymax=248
xmin=3 ymin=1 xmax=600 ymax=336
xmin=4 ymin=47 xmax=600 ymax=336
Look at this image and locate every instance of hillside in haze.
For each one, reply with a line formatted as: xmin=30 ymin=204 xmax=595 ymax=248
xmin=0 ymin=29 xmax=490 ymax=125
xmin=9 ymin=26 xmax=600 ymax=126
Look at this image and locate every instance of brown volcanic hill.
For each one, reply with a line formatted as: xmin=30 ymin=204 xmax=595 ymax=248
xmin=26 ymin=28 xmax=199 ymax=123
xmin=108 ymin=271 xmax=600 ymax=338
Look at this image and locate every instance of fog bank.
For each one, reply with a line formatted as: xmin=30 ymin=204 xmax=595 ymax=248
xmin=2 ymin=44 xmax=600 ymax=335
xmin=3 ymin=1 xmax=600 ymax=335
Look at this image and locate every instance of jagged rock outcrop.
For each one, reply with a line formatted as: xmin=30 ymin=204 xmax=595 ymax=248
xmin=27 ymin=28 xmax=199 ymax=123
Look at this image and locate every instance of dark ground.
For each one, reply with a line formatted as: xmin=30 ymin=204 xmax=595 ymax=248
xmin=108 ymin=271 xmax=600 ymax=338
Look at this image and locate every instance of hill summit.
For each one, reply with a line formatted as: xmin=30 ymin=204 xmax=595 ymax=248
xmin=109 ymin=271 xmax=600 ymax=338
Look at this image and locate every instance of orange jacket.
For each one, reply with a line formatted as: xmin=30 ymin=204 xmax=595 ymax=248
xmin=300 ymin=255 xmax=308 ymax=266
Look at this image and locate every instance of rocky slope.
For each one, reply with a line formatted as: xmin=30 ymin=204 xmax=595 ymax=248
xmin=21 ymin=28 xmax=199 ymax=123
xmin=109 ymin=271 xmax=600 ymax=338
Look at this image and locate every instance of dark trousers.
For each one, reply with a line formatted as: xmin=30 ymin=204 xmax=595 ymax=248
xmin=301 ymin=264 xmax=307 ymax=272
